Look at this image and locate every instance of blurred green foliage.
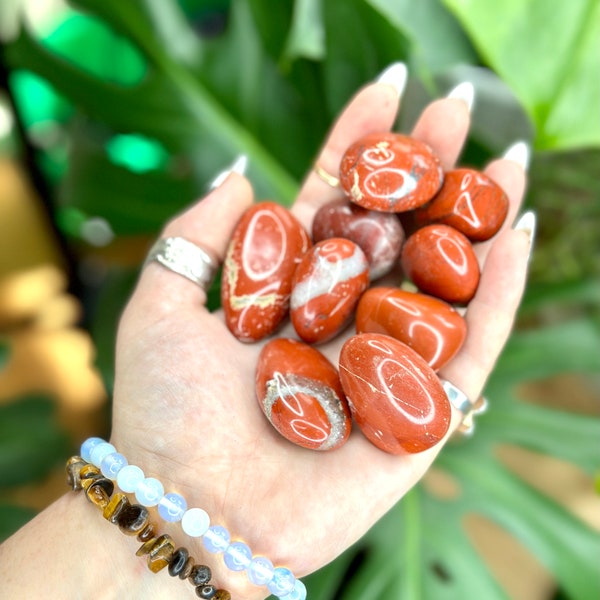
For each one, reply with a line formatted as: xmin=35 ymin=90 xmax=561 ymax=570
xmin=1 ymin=0 xmax=599 ymax=598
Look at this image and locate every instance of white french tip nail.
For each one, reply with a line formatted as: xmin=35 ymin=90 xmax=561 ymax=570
xmin=446 ymin=81 xmax=475 ymax=112
xmin=209 ymin=154 xmax=248 ymax=190
xmin=503 ymin=141 xmax=530 ymax=171
xmin=376 ymin=62 xmax=408 ymax=98
xmin=513 ymin=210 xmax=536 ymax=262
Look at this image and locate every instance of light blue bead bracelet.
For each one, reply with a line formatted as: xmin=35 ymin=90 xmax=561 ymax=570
xmin=80 ymin=436 xmax=305 ymax=598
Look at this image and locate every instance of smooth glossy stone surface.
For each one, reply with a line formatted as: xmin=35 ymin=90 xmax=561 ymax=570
xmin=116 ymin=464 xmax=144 ymax=493
xmin=181 ymin=507 xmax=210 ymax=537
xmin=168 ymin=547 xmax=189 ymax=577
xmin=223 ymin=541 xmax=252 ymax=571
xmin=103 ymin=492 xmax=129 ymax=523
xmin=117 ymin=504 xmax=150 ymax=535
xmin=203 ymin=525 xmax=231 ymax=553
xmin=355 ymin=287 xmax=467 ymax=371
xmin=85 ymin=478 xmax=113 ymax=509
xmin=290 ymin=238 xmax=369 ymax=344
xmin=100 ymin=452 xmax=128 ymax=480
xmin=413 ymin=168 xmax=509 ymax=241
xmin=281 ymin=580 xmax=307 ymax=600
xmin=268 ymin=567 xmax=296 ymax=597
xmin=222 ymin=201 xmax=311 ymax=342
xmin=247 ymin=556 xmax=275 ymax=586
xmin=66 ymin=457 xmax=86 ymax=490
xmin=80 ymin=437 xmax=105 ymax=463
xmin=214 ymin=591 xmax=231 ymax=600
xmin=134 ymin=477 xmax=164 ymax=507
xmin=89 ymin=442 xmax=116 ymax=468
xmin=339 ymin=333 xmax=451 ymax=454
xmin=401 ymin=224 xmax=480 ymax=304
xmin=256 ymin=338 xmax=351 ymax=451
xmin=311 ymin=198 xmax=405 ymax=280
xmin=196 ymin=585 xmax=217 ymax=599
xmin=158 ymin=492 xmax=187 ymax=522
xmin=340 ymin=132 xmax=443 ymax=213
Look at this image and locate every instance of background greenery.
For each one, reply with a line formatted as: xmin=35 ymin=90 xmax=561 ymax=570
xmin=1 ymin=0 xmax=599 ymax=598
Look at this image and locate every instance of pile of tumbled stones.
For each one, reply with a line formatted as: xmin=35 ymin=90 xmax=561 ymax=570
xmin=220 ymin=132 xmax=508 ymax=455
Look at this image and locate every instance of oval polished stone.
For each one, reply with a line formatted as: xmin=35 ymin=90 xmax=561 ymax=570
xmin=222 ymin=202 xmax=311 ymax=342
xmin=339 ymin=333 xmax=451 ymax=454
xmin=339 ymin=132 xmax=443 ymax=213
xmin=413 ymin=168 xmax=509 ymax=241
xmin=311 ymin=198 xmax=405 ymax=280
xmin=256 ymin=338 xmax=351 ymax=451
xmin=355 ymin=287 xmax=467 ymax=371
xmin=290 ymin=238 xmax=369 ymax=344
xmin=401 ymin=224 xmax=480 ymax=304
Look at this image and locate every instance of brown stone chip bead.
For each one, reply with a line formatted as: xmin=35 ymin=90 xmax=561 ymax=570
xmin=85 ymin=478 xmax=114 ymax=509
xmin=196 ymin=584 xmax=217 ymax=598
xmin=66 ymin=456 xmax=86 ymax=490
xmin=136 ymin=534 xmax=175 ymax=573
xmin=136 ymin=522 xmax=157 ymax=543
xmin=189 ymin=563 xmax=212 ymax=586
xmin=177 ymin=556 xmax=195 ymax=580
xmin=103 ymin=492 xmax=130 ymax=523
xmin=168 ymin=547 xmax=190 ymax=577
xmin=116 ymin=504 xmax=150 ymax=535
xmin=214 ymin=591 xmax=232 ymax=600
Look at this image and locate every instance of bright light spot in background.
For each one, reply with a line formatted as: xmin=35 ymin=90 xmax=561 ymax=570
xmin=0 ymin=102 xmax=14 ymax=138
xmin=81 ymin=217 xmax=115 ymax=247
xmin=106 ymin=134 xmax=169 ymax=173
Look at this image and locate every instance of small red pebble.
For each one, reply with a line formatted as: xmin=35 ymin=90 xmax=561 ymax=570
xmin=339 ymin=132 xmax=443 ymax=213
xmin=311 ymin=198 xmax=405 ymax=280
xmin=256 ymin=338 xmax=351 ymax=451
xmin=290 ymin=238 xmax=369 ymax=344
xmin=413 ymin=168 xmax=509 ymax=241
xmin=222 ymin=202 xmax=311 ymax=342
xmin=339 ymin=333 xmax=451 ymax=454
xmin=355 ymin=287 xmax=467 ymax=371
xmin=401 ymin=224 xmax=480 ymax=304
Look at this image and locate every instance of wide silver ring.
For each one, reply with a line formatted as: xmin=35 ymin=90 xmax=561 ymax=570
xmin=440 ymin=379 xmax=488 ymax=437
xmin=145 ymin=237 xmax=218 ymax=291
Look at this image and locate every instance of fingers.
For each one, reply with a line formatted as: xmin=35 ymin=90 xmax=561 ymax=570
xmin=132 ymin=168 xmax=254 ymax=313
xmin=292 ymin=63 xmax=407 ymax=229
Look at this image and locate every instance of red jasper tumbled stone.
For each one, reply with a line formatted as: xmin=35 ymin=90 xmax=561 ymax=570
xmin=339 ymin=333 xmax=451 ymax=454
xmin=355 ymin=287 xmax=467 ymax=371
xmin=339 ymin=132 xmax=443 ymax=213
xmin=222 ymin=201 xmax=311 ymax=342
xmin=401 ymin=224 xmax=480 ymax=304
xmin=413 ymin=168 xmax=509 ymax=241
xmin=311 ymin=198 xmax=405 ymax=280
xmin=256 ymin=338 xmax=351 ymax=451
xmin=290 ymin=238 xmax=369 ymax=344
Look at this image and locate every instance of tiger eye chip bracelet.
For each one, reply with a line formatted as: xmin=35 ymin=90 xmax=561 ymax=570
xmin=78 ymin=437 xmax=307 ymax=600
xmin=66 ymin=456 xmax=231 ymax=599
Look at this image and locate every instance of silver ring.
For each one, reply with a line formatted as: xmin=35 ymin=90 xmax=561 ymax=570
xmin=145 ymin=237 xmax=218 ymax=291
xmin=440 ymin=379 xmax=488 ymax=437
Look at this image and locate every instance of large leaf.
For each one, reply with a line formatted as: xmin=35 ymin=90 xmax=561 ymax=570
xmin=442 ymin=0 xmax=600 ymax=150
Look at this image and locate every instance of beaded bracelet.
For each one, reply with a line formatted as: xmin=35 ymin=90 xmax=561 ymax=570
xmin=80 ymin=437 xmax=307 ymax=600
xmin=66 ymin=456 xmax=231 ymax=599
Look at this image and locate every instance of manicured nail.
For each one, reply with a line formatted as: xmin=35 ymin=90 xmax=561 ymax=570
xmin=446 ymin=81 xmax=475 ymax=113
xmin=513 ymin=210 xmax=536 ymax=262
xmin=209 ymin=155 xmax=248 ymax=189
xmin=503 ymin=141 xmax=530 ymax=171
xmin=376 ymin=62 xmax=408 ymax=98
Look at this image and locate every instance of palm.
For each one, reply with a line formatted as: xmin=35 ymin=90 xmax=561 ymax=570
xmin=108 ymin=78 xmax=529 ymax=598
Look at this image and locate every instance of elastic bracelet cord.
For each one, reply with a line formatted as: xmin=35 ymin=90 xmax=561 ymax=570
xmin=80 ymin=437 xmax=307 ymax=600
xmin=66 ymin=455 xmax=231 ymax=599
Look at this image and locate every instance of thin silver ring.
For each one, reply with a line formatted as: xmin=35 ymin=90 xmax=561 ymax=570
xmin=145 ymin=237 xmax=218 ymax=291
xmin=441 ymin=379 xmax=472 ymax=414
xmin=440 ymin=379 xmax=488 ymax=437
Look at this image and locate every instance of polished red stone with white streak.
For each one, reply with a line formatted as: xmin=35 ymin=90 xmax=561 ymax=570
xmin=290 ymin=238 xmax=369 ymax=344
xmin=339 ymin=132 xmax=443 ymax=213
xmin=401 ymin=224 xmax=480 ymax=304
xmin=339 ymin=333 xmax=451 ymax=454
xmin=222 ymin=202 xmax=311 ymax=342
xmin=256 ymin=338 xmax=351 ymax=451
xmin=413 ymin=168 xmax=509 ymax=241
xmin=355 ymin=287 xmax=467 ymax=371
xmin=311 ymin=198 xmax=405 ymax=280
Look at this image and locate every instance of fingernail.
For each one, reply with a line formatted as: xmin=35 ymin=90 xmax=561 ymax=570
xmin=503 ymin=141 xmax=530 ymax=171
xmin=513 ymin=210 xmax=536 ymax=262
xmin=209 ymin=154 xmax=248 ymax=190
xmin=376 ymin=62 xmax=408 ymax=98
xmin=446 ymin=81 xmax=475 ymax=113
